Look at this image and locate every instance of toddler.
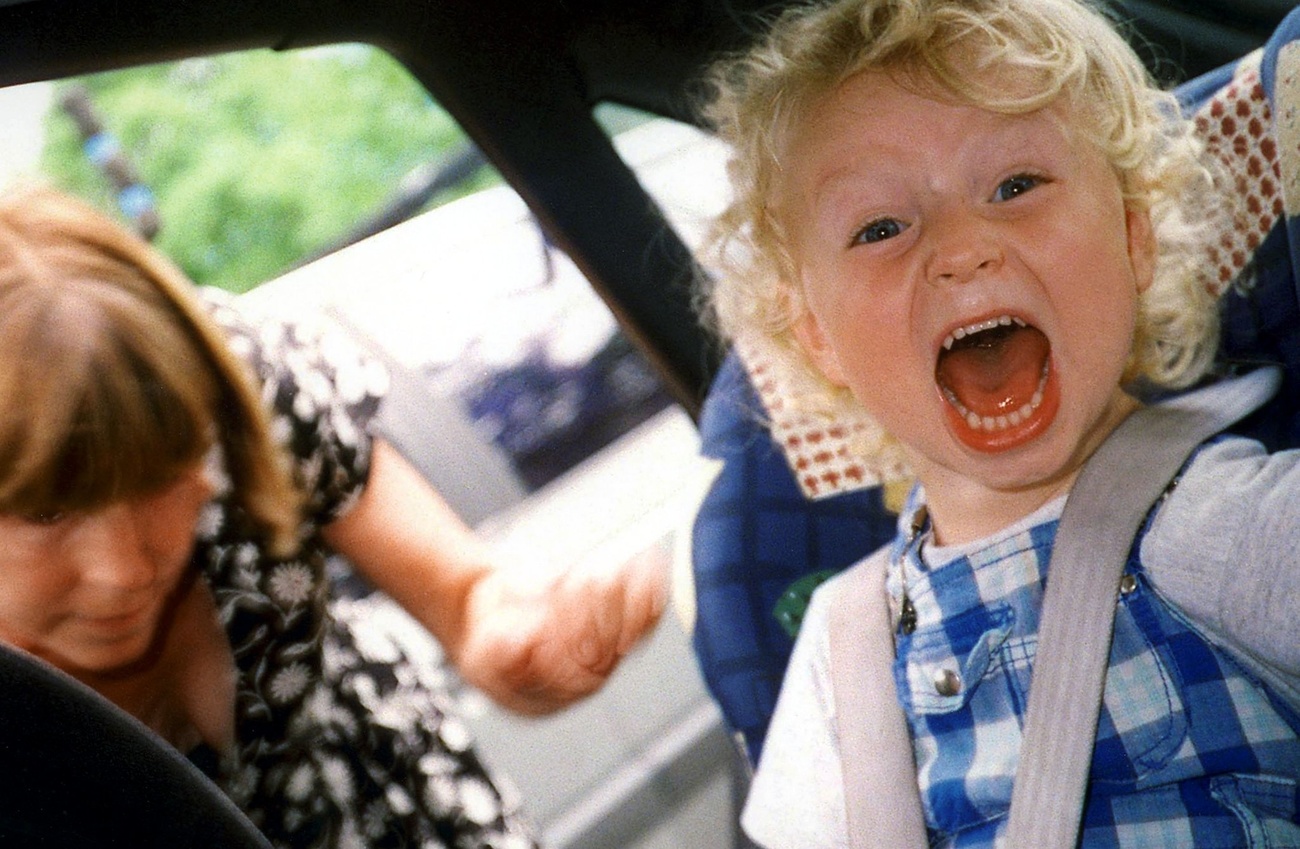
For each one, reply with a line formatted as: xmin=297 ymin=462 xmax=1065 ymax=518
xmin=699 ymin=0 xmax=1300 ymax=845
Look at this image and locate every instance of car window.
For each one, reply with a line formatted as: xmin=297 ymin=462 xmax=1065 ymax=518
xmin=32 ymin=45 xmax=492 ymax=291
xmin=593 ymin=102 xmax=731 ymax=258
xmin=2 ymin=45 xmax=701 ymax=514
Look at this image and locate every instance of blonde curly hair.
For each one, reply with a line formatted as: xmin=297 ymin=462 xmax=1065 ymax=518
xmin=698 ymin=0 xmax=1224 ymax=429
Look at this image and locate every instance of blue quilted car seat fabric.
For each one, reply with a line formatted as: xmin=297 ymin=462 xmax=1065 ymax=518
xmin=691 ymin=354 xmax=897 ymax=765
xmin=691 ymin=7 xmax=1300 ymax=767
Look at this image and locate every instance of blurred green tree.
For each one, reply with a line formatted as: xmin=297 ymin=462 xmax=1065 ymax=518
xmin=41 ymin=45 xmax=492 ymax=292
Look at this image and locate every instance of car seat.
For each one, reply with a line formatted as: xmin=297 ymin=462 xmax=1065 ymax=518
xmin=690 ymin=6 xmax=1300 ymax=767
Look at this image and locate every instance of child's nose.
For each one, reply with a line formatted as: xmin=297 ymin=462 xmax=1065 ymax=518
xmin=73 ymin=505 xmax=157 ymax=591
xmin=925 ymin=210 xmax=1003 ymax=286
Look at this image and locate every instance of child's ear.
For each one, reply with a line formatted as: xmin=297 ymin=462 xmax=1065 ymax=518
xmin=792 ymin=310 xmax=848 ymax=386
xmin=1125 ymin=205 xmax=1156 ymax=294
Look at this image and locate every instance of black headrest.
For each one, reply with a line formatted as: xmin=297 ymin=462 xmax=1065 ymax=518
xmin=0 ymin=643 xmax=270 ymax=848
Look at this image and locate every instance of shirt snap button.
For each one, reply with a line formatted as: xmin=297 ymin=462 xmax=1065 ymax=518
xmin=1119 ymin=574 xmax=1138 ymax=595
xmin=933 ymin=668 xmax=962 ymax=697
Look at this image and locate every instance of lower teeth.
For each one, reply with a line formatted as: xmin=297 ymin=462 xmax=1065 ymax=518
xmin=947 ymin=362 xmax=1049 ymax=433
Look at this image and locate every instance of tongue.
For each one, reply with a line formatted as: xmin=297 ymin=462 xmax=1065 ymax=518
xmin=936 ymin=325 xmax=1049 ymax=416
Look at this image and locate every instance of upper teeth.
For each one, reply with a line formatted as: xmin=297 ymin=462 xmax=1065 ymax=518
xmin=942 ymin=315 xmax=1026 ymax=350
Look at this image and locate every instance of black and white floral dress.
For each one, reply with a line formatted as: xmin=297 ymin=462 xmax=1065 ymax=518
xmin=192 ymin=290 xmax=538 ymax=849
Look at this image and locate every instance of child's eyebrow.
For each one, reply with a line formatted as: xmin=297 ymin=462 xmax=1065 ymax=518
xmin=812 ymin=163 xmax=885 ymax=201
xmin=804 ymin=166 xmax=901 ymax=229
xmin=809 ymin=114 xmax=1070 ymax=205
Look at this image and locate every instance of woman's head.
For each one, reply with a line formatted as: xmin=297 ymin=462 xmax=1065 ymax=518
xmin=0 ymin=186 xmax=301 ymax=556
xmin=700 ymin=0 xmax=1221 ymax=425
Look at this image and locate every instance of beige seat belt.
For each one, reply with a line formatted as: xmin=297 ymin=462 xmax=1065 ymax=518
xmin=827 ymin=367 xmax=1280 ymax=849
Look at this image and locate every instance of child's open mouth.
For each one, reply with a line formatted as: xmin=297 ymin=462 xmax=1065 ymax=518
xmin=935 ymin=315 xmax=1060 ymax=453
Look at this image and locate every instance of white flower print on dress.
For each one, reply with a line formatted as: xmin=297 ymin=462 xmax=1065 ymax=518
xmin=460 ymin=776 xmax=502 ymax=825
xmin=300 ymin=685 xmax=360 ymax=737
xmin=293 ymin=387 xmax=321 ymax=422
xmin=269 ymin=662 xmax=311 ymax=703
xmin=334 ymin=363 xmax=367 ymax=408
xmin=321 ymin=755 xmax=356 ymax=804
xmin=362 ymin=801 xmax=389 ymax=840
xmin=228 ymin=762 xmax=261 ymax=807
xmin=283 ymin=806 xmax=305 ymax=832
xmin=234 ymin=542 xmax=259 ymax=568
xmin=320 ymin=329 xmax=366 ymax=398
xmin=269 ymin=563 xmax=315 ymax=607
xmin=500 ymin=834 xmax=535 ymax=849
xmin=269 ymin=413 xmax=294 ymax=450
xmin=440 ymin=716 xmax=473 ymax=753
xmin=385 ymin=785 xmax=416 ymax=817
xmin=331 ymin=411 xmax=360 ymax=451
xmin=419 ymin=751 xmax=461 ymax=777
xmin=343 ymin=606 xmax=402 ymax=664
xmin=195 ymin=501 xmax=224 ymax=540
xmin=427 ymin=776 xmax=458 ymax=812
xmin=286 ymin=764 xmax=314 ymax=801
xmin=226 ymin=332 xmax=253 ymax=360
xmin=337 ymin=820 xmax=367 ymax=849
xmin=301 ymin=366 xmax=335 ymax=410
xmin=233 ymin=543 xmax=261 ymax=591
xmin=371 ymin=691 xmax=421 ymax=731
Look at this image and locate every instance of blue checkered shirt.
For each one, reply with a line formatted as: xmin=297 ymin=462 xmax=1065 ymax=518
xmin=888 ymin=487 xmax=1300 ymax=847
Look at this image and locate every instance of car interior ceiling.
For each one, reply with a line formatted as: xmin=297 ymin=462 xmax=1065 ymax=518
xmin=0 ymin=0 xmax=1294 ymax=420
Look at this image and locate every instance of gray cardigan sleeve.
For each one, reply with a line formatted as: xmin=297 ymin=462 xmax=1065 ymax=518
xmin=1140 ymin=436 xmax=1300 ymax=708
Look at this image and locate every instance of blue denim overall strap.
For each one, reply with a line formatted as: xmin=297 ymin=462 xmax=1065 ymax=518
xmin=1077 ymin=491 xmax=1300 ymax=847
xmin=887 ymin=503 xmax=1058 ymax=844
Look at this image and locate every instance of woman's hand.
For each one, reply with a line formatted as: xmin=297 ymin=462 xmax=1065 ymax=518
xmin=453 ymin=541 xmax=668 ymax=715
xmin=325 ymin=438 xmax=668 ymax=716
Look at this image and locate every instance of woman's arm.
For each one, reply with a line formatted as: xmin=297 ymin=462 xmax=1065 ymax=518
xmin=322 ymin=438 xmax=667 ymax=715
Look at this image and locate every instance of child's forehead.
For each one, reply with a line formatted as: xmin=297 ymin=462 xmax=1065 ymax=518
xmin=790 ymin=69 xmax=1078 ymax=166
xmin=801 ymin=50 xmax=1082 ymax=129
xmin=768 ymin=72 xmax=1107 ymax=223
xmin=836 ymin=61 xmax=1070 ymax=120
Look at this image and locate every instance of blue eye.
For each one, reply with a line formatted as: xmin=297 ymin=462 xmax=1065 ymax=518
xmin=993 ymin=174 xmax=1041 ymax=202
xmin=852 ymin=218 xmax=904 ymax=245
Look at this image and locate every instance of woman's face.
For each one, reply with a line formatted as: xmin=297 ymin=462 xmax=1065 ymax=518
xmin=0 ymin=466 xmax=213 ymax=676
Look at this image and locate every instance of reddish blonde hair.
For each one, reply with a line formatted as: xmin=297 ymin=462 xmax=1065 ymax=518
xmin=0 ymin=186 xmax=302 ymax=556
